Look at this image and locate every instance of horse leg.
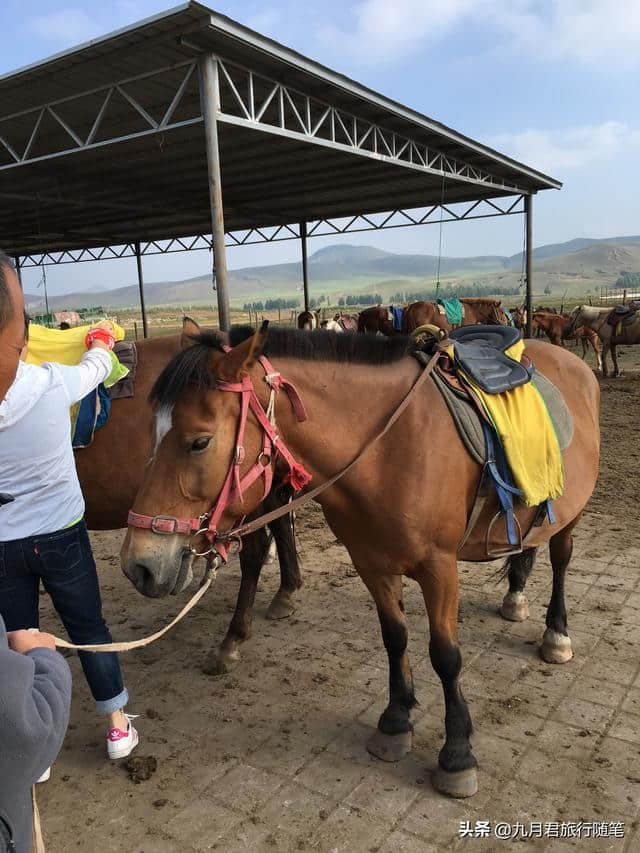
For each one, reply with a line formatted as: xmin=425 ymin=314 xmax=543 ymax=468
xmin=580 ymin=338 xmax=587 ymax=360
xmin=601 ymin=340 xmax=610 ymax=377
xmin=500 ymin=547 xmax=537 ymax=621
xmin=266 ymin=499 xmax=302 ymax=620
xmin=540 ymin=520 xmax=578 ymax=664
xmin=362 ymin=573 xmax=417 ymax=762
xmin=419 ymin=559 xmax=478 ymax=798
xmin=611 ymin=341 xmax=620 ymax=377
xmin=203 ymin=526 xmax=270 ymax=676
xmin=593 ymin=338 xmax=603 ymax=372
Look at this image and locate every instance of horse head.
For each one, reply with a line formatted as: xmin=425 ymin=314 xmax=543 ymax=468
xmin=565 ymin=305 xmax=583 ymax=337
xmin=121 ymin=325 xmax=270 ymax=598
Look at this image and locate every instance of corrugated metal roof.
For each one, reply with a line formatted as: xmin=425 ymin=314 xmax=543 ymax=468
xmin=0 ymin=2 xmax=561 ymax=256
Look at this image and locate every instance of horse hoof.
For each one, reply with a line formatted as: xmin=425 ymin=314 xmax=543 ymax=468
xmin=432 ymin=766 xmax=478 ymax=798
xmin=366 ymin=729 xmax=412 ymax=762
xmin=500 ymin=591 xmax=529 ymax=622
xmin=202 ymin=649 xmax=240 ymax=676
xmin=540 ymin=628 xmax=573 ymax=664
xmin=266 ymin=592 xmax=295 ymax=620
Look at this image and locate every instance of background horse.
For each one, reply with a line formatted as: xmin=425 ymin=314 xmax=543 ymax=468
xmin=122 ymin=327 xmax=599 ymax=799
xmin=357 ymin=305 xmax=398 ymax=335
xmin=402 ymin=298 xmax=508 ymax=334
xmin=75 ymin=319 xmax=301 ymax=673
xmin=297 ymin=310 xmax=320 ymax=330
xmin=569 ymin=304 xmax=640 ymax=377
xmin=532 ymin=311 xmax=602 ymax=370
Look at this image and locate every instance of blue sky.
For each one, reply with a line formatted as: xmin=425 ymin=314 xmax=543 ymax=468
xmin=2 ymin=1 xmax=638 ymax=295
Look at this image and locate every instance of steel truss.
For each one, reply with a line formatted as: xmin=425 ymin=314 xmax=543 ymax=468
xmin=0 ymin=51 xmax=522 ymax=198
xmin=17 ymin=195 xmax=525 ymax=267
xmin=0 ymin=60 xmax=201 ymax=171
xmin=214 ymin=57 xmax=524 ymax=194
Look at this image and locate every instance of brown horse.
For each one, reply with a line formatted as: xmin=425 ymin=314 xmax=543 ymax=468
xmin=357 ymin=305 xmax=399 ymax=335
xmin=532 ymin=311 xmax=602 ymax=371
xmin=402 ymin=298 xmax=508 ymax=334
xmin=121 ymin=326 xmax=599 ymax=798
xmin=76 ymin=320 xmax=301 ymax=674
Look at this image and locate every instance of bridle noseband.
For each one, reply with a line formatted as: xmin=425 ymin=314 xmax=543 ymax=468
xmin=127 ymin=352 xmax=312 ymax=562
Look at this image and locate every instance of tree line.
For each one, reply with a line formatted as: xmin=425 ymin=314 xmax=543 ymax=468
xmin=390 ymin=282 xmax=521 ymax=304
xmin=615 ymin=272 xmax=640 ymax=289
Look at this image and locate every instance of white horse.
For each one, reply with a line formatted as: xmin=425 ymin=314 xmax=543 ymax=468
xmin=569 ymin=305 xmax=640 ymax=377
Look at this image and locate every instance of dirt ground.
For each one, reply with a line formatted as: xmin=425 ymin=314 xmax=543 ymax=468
xmin=38 ymin=347 xmax=640 ymax=853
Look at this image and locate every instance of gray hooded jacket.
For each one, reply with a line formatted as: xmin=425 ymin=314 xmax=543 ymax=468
xmin=0 ymin=616 xmax=71 ymax=853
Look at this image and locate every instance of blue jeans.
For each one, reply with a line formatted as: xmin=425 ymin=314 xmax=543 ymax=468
xmin=0 ymin=520 xmax=128 ymax=714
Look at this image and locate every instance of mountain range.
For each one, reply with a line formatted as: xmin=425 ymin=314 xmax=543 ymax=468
xmin=23 ymin=234 xmax=640 ymax=312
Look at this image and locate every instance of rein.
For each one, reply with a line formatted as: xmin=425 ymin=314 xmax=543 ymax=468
xmin=128 ymin=345 xmax=442 ymax=558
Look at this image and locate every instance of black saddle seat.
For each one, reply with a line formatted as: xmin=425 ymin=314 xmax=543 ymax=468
xmin=448 ymin=324 xmax=530 ymax=395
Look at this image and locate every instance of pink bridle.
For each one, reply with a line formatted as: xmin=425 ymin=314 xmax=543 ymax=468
xmin=127 ymin=352 xmax=312 ymax=562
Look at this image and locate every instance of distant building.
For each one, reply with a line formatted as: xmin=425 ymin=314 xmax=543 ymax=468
xmin=54 ymin=310 xmax=81 ymax=327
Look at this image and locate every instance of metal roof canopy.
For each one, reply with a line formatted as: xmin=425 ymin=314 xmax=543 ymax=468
xmin=0 ymin=1 xmax=560 ymax=332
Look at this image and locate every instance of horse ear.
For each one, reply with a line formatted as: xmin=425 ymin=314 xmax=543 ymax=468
xmin=181 ymin=316 xmax=200 ymax=349
xmin=215 ymin=320 xmax=269 ymax=382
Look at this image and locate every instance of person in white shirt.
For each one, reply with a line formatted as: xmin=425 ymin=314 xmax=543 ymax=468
xmin=0 ymin=310 xmax=139 ymax=761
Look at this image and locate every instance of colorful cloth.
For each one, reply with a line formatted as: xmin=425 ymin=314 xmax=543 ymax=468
xmin=26 ymin=322 xmax=126 ymax=368
xmin=390 ymin=306 xmax=404 ymax=331
xmin=437 ymin=298 xmax=463 ymax=326
xmin=458 ymin=338 xmax=564 ymax=507
xmin=26 ymin=325 xmax=128 ymax=447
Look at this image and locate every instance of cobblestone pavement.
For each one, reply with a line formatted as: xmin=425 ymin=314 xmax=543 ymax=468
xmin=36 ymin=505 xmax=640 ymax=853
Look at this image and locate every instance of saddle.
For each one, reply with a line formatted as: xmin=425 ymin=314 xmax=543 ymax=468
xmin=107 ymin=341 xmax=138 ymax=399
xmin=448 ymin=325 xmax=531 ymax=394
xmin=607 ymin=302 xmax=640 ymax=327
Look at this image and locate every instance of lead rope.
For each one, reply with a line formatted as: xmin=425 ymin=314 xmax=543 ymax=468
xmin=32 ymin=559 xmax=220 ymax=852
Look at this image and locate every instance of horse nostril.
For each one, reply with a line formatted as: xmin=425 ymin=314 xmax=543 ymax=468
xmin=135 ymin=562 xmax=156 ymax=592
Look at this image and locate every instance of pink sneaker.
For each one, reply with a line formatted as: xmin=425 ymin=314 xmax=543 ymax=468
xmin=107 ymin=714 xmax=139 ymax=760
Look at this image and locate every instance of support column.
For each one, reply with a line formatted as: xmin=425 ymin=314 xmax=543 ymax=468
xmin=198 ymin=53 xmax=230 ymax=332
xmin=13 ymin=256 xmax=22 ymax=290
xmin=300 ymin=221 xmax=310 ymax=312
xmin=525 ymin=194 xmax=533 ymax=338
xmin=135 ymin=242 xmax=148 ymax=339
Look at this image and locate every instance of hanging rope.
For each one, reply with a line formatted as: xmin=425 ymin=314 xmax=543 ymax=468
xmin=435 ymin=169 xmax=446 ymax=297
xmin=519 ymin=203 xmax=527 ymax=293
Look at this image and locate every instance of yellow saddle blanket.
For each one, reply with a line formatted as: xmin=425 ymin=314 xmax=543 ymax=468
xmin=26 ymin=324 xmax=129 ymax=440
xmin=456 ymin=338 xmax=564 ymax=507
xmin=26 ymin=322 xmax=126 ymax=368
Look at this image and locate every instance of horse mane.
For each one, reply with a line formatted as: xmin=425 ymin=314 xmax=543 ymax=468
xmin=150 ymin=325 xmax=412 ymax=409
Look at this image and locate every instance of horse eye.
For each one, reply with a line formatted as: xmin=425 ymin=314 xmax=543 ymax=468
xmin=191 ymin=437 xmax=211 ymax=452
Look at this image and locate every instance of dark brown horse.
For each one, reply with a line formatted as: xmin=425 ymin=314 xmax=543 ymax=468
xmin=532 ymin=311 xmax=602 ymax=371
xmin=121 ymin=327 xmax=600 ymax=798
xmin=357 ymin=306 xmax=398 ymax=335
xmin=402 ymin=298 xmax=508 ymax=334
xmin=76 ymin=319 xmax=301 ymax=674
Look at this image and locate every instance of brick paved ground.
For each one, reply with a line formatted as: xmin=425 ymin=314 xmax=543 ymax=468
xmin=37 ymin=505 xmax=640 ymax=853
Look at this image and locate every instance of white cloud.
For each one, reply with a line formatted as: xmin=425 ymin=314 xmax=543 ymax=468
xmin=320 ymin=0 xmax=640 ymax=67
xmin=490 ymin=121 xmax=640 ymax=173
xmin=26 ymin=8 xmax=100 ymax=44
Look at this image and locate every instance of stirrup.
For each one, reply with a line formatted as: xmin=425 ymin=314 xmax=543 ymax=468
xmin=486 ymin=511 xmax=522 ymax=558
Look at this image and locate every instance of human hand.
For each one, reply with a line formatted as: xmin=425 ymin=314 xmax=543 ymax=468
xmin=7 ymin=629 xmax=57 ymax=653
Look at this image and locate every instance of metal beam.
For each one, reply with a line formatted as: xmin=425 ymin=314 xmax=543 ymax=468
xmin=525 ymin=194 xmax=533 ymax=338
xmin=300 ymin=221 xmax=309 ymax=312
xmin=135 ymin=242 xmax=148 ymax=339
xmin=16 ymin=196 xmax=526 ymax=266
xmin=199 ymin=53 xmax=230 ymax=332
